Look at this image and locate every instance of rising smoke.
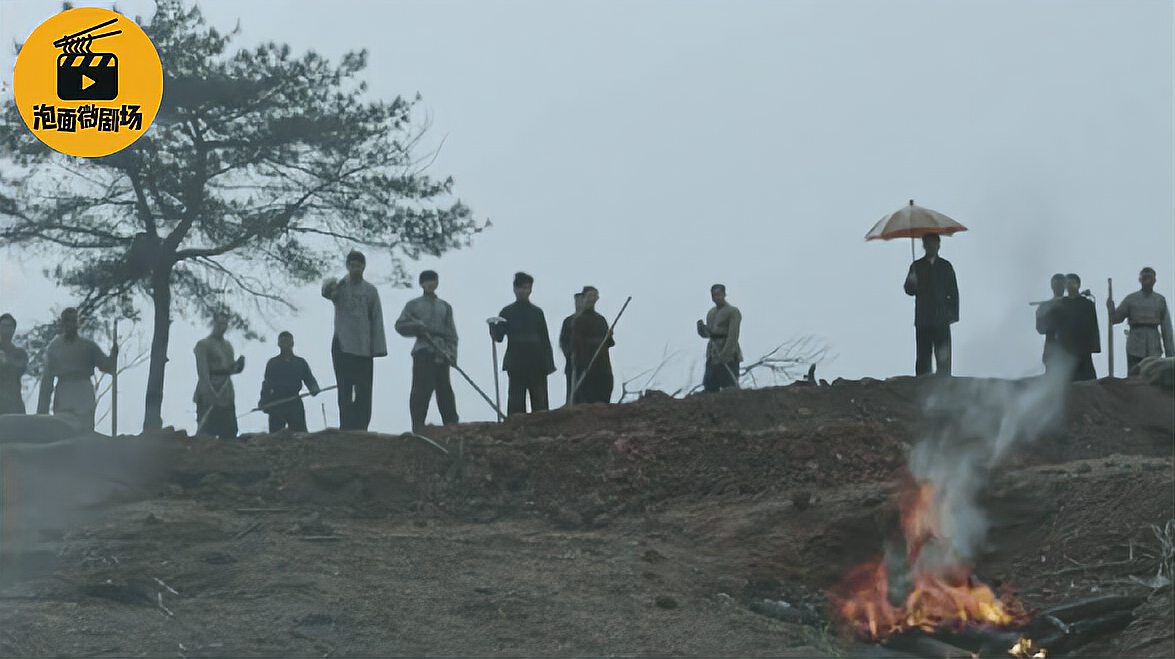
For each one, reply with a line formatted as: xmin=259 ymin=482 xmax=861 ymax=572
xmin=906 ymin=358 xmax=1075 ymax=570
xmin=1 ymin=434 xmax=168 ymax=587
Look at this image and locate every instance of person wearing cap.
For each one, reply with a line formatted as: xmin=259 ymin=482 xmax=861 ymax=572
xmin=570 ymin=286 xmax=615 ymax=404
xmin=0 ymin=313 xmax=29 ymax=415
xmin=489 ymin=272 xmax=556 ymax=415
xmin=1107 ymin=267 xmax=1173 ymax=374
xmin=558 ymin=292 xmax=585 ymax=405
xmin=321 ymin=250 xmax=387 ymax=431
xmin=696 ymin=284 xmax=742 ymax=392
xmin=394 ymin=270 xmax=459 ymax=432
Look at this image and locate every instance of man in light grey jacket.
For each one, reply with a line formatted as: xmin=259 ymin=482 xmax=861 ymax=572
xmin=322 ymin=250 xmax=387 ymax=431
xmin=394 ymin=270 xmax=459 ymax=432
xmin=696 ymin=284 xmax=743 ymax=392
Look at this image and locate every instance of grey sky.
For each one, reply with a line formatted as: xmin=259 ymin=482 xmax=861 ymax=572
xmin=2 ymin=0 xmax=1172 ymax=435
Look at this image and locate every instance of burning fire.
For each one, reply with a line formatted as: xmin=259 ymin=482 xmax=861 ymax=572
xmin=829 ymin=479 xmax=1031 ymax=641
xmin=1009 ymin=637 xmax=1047 ymax=658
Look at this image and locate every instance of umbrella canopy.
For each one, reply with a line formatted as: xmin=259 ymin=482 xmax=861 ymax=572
xmin=865 ymin=199 xmax=967 ymax=242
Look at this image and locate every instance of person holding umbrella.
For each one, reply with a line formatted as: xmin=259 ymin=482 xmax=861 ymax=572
xmin=866 ymin=200 xmax=966 ymax=377
xmin=903 ymin=234 xmax=959 ymax=376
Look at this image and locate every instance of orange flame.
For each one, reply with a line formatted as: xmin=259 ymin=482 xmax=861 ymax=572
xmin=1010 ymin=637 xmax=1047 ymax=658
xmin=830 ymin=479 xmax=1030 ymax=641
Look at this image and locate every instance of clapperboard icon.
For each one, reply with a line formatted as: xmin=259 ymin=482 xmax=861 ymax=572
xmin=53 ymin=18 xmax=122 ymax=101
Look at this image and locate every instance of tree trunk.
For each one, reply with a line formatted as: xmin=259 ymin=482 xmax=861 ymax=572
xmin=142 ymin=268 xmax=173 ymax=431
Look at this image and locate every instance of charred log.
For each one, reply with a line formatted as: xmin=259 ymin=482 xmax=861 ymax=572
xmin=931 ymin=627 xmax=1023 ymax=655
xmin=1039 ymin=594 xmax=1145 ymax=623
xmin=883 ymin=633 xmax=974 ymax=659
xmin=1032 ymin=609 xmax=1134 ymax=656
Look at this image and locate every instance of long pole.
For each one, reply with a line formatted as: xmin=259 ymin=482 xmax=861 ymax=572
xmin=489 ymin=332 xmax=503 ymax=421
xmin=110 ymin=321 xmax=118 ymax=437
xmin=1107 ymin=278 xmax=1115 ymax=378
xmin=238 ymin=384 xmax=340 ymax=419
xmin=570 ymin=296 xmax=632 ymax=403
xmin=196 ymin=381 xmax=229 ymax=435
xmin=405 ymin=314 xmax=507 ymax=421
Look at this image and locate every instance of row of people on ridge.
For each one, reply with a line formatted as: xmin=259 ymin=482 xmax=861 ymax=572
xmin=902 ymin=234 xmax=1171 ymax=380
xmin=2 ymin=243 xmax=1168 ymax=435
xmin=0 ymin=249 xmax=744 ymax=436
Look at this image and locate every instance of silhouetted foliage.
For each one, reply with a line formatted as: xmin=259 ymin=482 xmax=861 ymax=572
xmin=0 ymin=0 xmax=483 ymax=429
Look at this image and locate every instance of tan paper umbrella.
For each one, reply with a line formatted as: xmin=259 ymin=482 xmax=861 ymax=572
xmin=865 ymin=199 xmax=968 ymax=259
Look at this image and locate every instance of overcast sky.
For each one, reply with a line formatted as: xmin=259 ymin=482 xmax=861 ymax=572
xmin=2 ymin=0 xmax=1172 ymax=435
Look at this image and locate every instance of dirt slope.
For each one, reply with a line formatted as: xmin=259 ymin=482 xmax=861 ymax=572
xmin=1 ymin=376 xmax=1172 ymax=657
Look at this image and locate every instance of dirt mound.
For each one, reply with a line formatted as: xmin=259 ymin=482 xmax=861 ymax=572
xmin=1 ymin=377 xmax=1171 ymax=657
xmin=165 ymin=377 xmax=1171 ymax=526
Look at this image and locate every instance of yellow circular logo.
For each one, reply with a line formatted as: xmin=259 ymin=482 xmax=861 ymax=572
xmin=13 ymin=7 xmax=163 ymax=158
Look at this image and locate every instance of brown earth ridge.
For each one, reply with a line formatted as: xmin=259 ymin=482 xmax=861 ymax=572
xmin=1 ymin=376 xmax=1172 ymax=657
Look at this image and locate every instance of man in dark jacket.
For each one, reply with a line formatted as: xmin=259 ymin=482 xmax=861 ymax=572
xmin=558 ymin=292 xmax=585 ymax=404
xmin=1035 ymin=273 xmax=1067 ymax=375
xmin=0 ymin=313 xmax=29 ymax=415
xmin=259 ymin=331 xmax=322 ymax=432
xmin=1056 ymin=273 xmax=1100 ymax=381
xmin=571 ymin=286 xmax=615 ymax=404
xmin=489 ymin=272 xmax=556 ymax=415
xmin=903 ymin=233 xmax=959 ymax=376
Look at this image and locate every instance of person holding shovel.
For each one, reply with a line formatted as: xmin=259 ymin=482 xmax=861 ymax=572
xmin=697 ymin=284 xmax=743 ymax=392
xmin=193 ymin=313 xmax=245 ymax=439
xmin=258 ymin=331 xmax=321 ymax=433
xmin=394 ymin=270 xmax=459 ymax=432
xmin=489 ymin=272 xmax=556 ymax=415
xmin=1106 ymin=267 xmax=1173 ymax=374
xmin=571 ymin=286 xmax=615 ymax=404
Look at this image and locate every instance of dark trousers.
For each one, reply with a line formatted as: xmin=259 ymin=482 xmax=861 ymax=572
xmin=267 ymin=400 xmax=307 ymax=433
xmin=915 ymin=324 xmax=952 ymax=376
xmin=332 ymin=339 xmax=374 ymax=431
xmin=196 ymin=403 xmax=238 ymax=440
xmin=1127 ymin=354 xmax=1143 ymax=374
xmin=564 ymin=371 xmax=573 ymax=406
xmin=506 ymin=370 xmax=549 ymax=415
xmin=1071 ymin=354 xmax=1097 ymax=382
xmin=572 ymin=367 xmax=613 ymax=404
xmin=410 ymin=352 xmax=458 ymax=430
xmin=703 ymin=360 xmax=740 ymax=392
